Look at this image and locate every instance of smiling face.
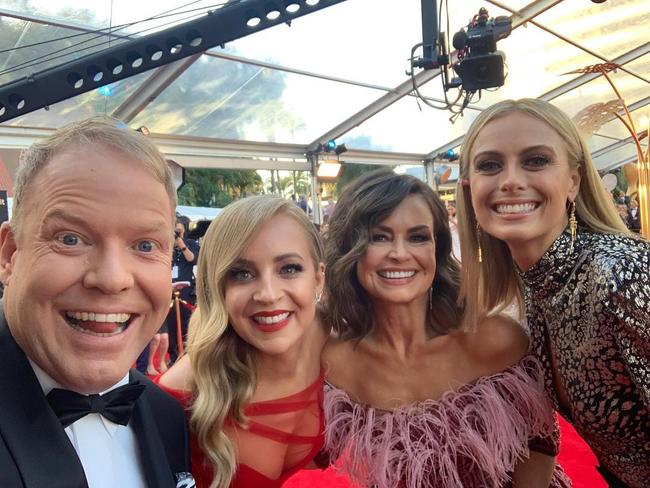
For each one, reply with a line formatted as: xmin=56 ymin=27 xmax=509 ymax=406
xmin=224 ymin=214 xmax=324 ymax=357
xmin=468 ymin=111 xmax=581 ymax=268
xmin=356 ymin=194 xmax=436 ymax=307
xmin=0 ymin=145 xmax=174 ymax=394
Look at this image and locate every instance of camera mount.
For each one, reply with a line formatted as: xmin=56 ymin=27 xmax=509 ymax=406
xmin=409 ymin=2 xmax=512 ymax=117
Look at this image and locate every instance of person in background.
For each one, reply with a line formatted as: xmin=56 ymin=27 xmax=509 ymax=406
xmin=616 ymin=203 xmax=630 ymax=228
xmin=627 ymin=198 xmax=641 ymax=233
xmin=614 ymin=189 xmax=627 ymax=205
xmin=298 ymin=194 xmax=312 ymax=216
xmin=457 ymin=98 xmax=649 ymax=487
xmin=0 ymin=117 xmax=191 ymax=487
xmin=446 ymin=200 xmax=461 ymax=261
xmin=320 ymin=170 xmax=569 ymax=488
xmin=157 ymin=196 xmax=327 ymax=488
xmin=166 ymin=216 xmax=199 ymax=364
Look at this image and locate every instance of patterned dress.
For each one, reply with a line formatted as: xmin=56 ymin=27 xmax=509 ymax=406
xmin=321 ymin=357 xmax=570 ymax=488
xmin=520 ymin=228 xmax=650 ymax=487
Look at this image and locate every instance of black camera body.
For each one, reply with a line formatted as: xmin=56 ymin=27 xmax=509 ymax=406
xmin=174 ymin=229 xmax=181 ymax=239
xmin=452 ymin=9 xmax=512 ymax=91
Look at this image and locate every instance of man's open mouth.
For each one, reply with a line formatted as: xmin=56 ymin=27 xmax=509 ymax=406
xmin=65 ymin=311 xmax=133 ymax=337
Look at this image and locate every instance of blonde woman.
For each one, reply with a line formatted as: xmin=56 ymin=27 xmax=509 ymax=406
xmin=156 ymin=196 xmax=326 ymax=488
xmin=457 ymin=98 xmax=649 ymax=487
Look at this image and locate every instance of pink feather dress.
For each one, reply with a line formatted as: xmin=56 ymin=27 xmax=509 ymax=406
xmin=321 ymin=356 xmax=571 ymax=488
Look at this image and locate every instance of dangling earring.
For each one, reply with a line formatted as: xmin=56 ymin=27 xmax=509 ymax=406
xmin=568 ymin=200 xmax=577 ymax=252
xmin=429 ymin=286 xmax=433 ymax=311
xmin=476 ymin=223 xmax=483 ymax=263
xmin=315 ymin=292 xmax=322 ymax=305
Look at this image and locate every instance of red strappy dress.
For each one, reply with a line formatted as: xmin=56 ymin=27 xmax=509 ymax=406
xmin=155 ymin=373 xmax=324 ymax=488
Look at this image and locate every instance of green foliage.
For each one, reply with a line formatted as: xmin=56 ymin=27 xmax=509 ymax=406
xmin=178 ymin=168 xmax=262 ymax=207
xmin=335 ymin=163 xmax=390 ymax=197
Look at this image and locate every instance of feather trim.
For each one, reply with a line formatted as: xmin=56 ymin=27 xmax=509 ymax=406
xmin=323 ymin=356 xmax=571 ymax=488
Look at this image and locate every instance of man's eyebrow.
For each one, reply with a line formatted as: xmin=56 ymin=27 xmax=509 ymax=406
xmin=41 ymin=209 xmax=170 ymax=234
xmin=41 ymin=209 xmax=86 ymax=227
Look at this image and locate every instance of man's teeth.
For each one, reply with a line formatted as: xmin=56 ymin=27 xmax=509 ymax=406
xmin=496 ymin=203 xmax=537 ymax=214
xmin=253 ymin=312 xmax=290 ymax=325
xmin=67 ymin=322 xmax=127 ymax=337
xmin=66 ymin=311 xmax=131 ymax=323
xmin=378 ymin=270 xmax=416 ymax=279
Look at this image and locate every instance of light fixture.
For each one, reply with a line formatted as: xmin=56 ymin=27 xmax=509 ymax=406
xmin=317 ymin=161 xmax=342 ymax=179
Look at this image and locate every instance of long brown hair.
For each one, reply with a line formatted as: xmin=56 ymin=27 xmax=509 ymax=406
xmin=325 ymin=169 xmax=462 ymax=341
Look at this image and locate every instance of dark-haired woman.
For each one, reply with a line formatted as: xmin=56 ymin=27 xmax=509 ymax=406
xmin=319 ymin=170 xmax=570 ymax=488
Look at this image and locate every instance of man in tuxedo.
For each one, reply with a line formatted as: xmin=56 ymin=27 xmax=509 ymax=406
xmin=0 ymin=117 xmax=194 ymax=488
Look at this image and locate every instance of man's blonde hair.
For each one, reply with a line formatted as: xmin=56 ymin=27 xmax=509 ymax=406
xmin=12 ymin=116 xmax=177 ymax=231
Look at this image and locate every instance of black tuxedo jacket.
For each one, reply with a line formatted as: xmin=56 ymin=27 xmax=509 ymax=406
xmin=0 ymin=310 xmax=191 ymax=488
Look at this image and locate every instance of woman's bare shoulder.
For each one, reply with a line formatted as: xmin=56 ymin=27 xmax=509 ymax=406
xmin=158 ymin=354 xmax=193 ymax=391
xmin=461 ymin=314 xmax=529 ymax=372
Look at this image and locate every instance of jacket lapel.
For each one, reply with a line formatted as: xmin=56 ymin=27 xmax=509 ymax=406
xmin=130 ymin=371 xmax=176 ymax=488
xmin=0 ymin=314 xmax=88 ymax=488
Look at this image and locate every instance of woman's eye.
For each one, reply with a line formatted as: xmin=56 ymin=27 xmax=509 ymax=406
xmin=474 ymin=160 xmax=502 ymax=173
xmin=56 ymin=233 xmax=80 ymax=246
xmin=281 ymin=263 xmax=304 ymax=275
xmin=370 ymin=233 xmax=389 ymax=242
xmin=136 ymin=240 xmax=155 ymax=253
xmin=524 ymin=155 xmax=551 ymax=168
xmin=410 ymin=233 xmax=431 ymax=243
xmin=229 ymin=268 xmax=254 ymax=281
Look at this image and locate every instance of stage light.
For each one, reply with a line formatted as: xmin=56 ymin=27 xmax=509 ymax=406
xmin=437 ymin=149 xmax=459 ymax=161
xmin=334 ymin=143 xmax=348 ymax=155
xmin=317 ymin=161 xmax=342 ymax=179
xmin=324 ymin=139 xmax=337 ymax=152
xmin=98 ymin=85 xmax=112 ymax=96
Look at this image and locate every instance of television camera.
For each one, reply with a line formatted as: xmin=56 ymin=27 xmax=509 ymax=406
xmin=451 ymin=8 xmax=512 ymax=91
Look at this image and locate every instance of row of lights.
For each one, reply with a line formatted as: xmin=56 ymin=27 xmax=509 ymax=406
xmin=67 ymin=31 xmax=203 ymax=91
xmin=0 ymin=30 xmax=204 ymax=117
xmin=247 ymin=0 xmax=324 ymax=28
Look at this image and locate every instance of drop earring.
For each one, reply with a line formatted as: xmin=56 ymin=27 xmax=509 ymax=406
xmin=315 ymin=292 xmax=322 ymax=305
xmin=476 ymin=223 xmax=483 ymax=263
xmin=568 ymin=200 xmax=577 ymax=252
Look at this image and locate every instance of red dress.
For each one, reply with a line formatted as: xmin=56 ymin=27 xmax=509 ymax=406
xmin=155 ymin=374 xmax=325 ymax=488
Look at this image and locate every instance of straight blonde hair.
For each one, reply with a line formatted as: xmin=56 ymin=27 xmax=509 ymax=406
xmin=457 ymin=99 xmax=629 ymax=329
xmin=186 ymin=195 xmax=324 ymax=488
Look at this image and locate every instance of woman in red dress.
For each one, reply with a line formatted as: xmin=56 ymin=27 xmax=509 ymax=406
xmin=156 ymin=196 xmax=326 ymax=488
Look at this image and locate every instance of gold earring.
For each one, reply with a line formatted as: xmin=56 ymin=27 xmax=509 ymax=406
xmin=476 ymin=223 xmax=483 ymax=263
xmin=315 ymin=292 xmax=322 ymax=305
xmin=568 ymin=200 xmax=577 ymax=252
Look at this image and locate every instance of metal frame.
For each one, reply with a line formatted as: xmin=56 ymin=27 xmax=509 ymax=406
xmin=0 ymin=0 xmax=648 ymax=173
xmin=0 ymin=0 xmax=349 ymax=122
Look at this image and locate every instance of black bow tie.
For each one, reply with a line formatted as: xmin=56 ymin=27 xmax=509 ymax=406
xmin=47 ymin=382 xmax=146 ymax=428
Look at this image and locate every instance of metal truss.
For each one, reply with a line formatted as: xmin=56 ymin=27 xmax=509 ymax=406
xmin=0 ymin=0 xmax=348 ymax=123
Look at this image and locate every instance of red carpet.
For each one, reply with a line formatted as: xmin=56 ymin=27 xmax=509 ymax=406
xmin=284 ymin=416 xmax=606 ymax=487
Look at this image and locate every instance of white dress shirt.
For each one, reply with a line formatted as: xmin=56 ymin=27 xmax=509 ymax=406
xmin=30 ymin=361 xmax=148 ymax=488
